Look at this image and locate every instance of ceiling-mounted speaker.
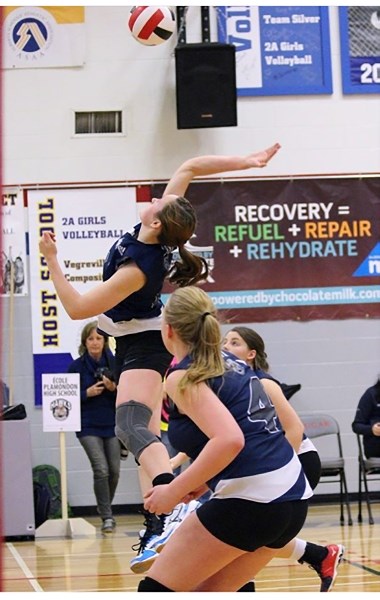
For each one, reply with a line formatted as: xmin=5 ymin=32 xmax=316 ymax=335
xmin=175 ymin=43 xmax=237 ymax=129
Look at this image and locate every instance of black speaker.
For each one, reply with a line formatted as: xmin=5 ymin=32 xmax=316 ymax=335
xmin=175 ymin=43 xmax=237 ymax=130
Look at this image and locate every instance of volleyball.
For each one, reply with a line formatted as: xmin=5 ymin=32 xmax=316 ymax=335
xmin=128 ymin=6 xmax=176 ymax=46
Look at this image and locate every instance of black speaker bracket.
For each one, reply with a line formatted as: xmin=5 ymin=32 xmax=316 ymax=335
xmin=176 ymin=6 xmax=187 ymax=45
xmin=201 ymin=6 xmax=210 ymax=43
xmin=176 ymin=6 xmax=212 ymax=47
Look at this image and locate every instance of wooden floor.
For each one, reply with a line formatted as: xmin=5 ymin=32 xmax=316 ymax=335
xmin=2 ymin=503 xmax=380 ymax=593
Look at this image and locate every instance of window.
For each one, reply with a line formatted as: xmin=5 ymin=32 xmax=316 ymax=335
xmin=74 ymin=111 xmax=123 ymax=135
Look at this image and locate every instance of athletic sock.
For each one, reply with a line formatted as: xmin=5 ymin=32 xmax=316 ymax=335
xmin=152 ymin=473 xmax=175 ymax=486
xmin=298 ymin=541 xmax=328 ymax=565
xmin=138 ymin=576 xmax=174 ymax=592
xmin=237 ymin=581 xmax=256 ymax=592
xmin=289 ymin=538 xmax=307 ymax=561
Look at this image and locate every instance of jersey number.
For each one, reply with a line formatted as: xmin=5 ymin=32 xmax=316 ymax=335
xmin=247 ymin=377 xmax=280 ymax=433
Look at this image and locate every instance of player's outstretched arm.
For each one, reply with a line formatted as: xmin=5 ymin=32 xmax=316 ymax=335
xmin=163 ymin=142 xmax=281 ymax=198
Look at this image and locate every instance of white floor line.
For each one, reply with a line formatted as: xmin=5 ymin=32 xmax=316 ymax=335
xmin=6 ymin=542 xmax=44 ymax=592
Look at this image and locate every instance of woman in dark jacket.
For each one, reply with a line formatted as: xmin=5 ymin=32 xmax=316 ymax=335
xmin=352 ymin=377 xmax=380 ymax=458
xmin=68 ymin=321 xmax=120 ymax=533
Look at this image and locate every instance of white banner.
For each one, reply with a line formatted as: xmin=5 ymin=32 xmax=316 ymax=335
xmin=28 ymin=186 xmax=137 ymax=405
xmin=1 ymin=189 xmax=28 ymax=296
xmin=3 ymin=6 xmax=85 ymax=69
xmin=42 ymin=372 xmax=80 ymax=432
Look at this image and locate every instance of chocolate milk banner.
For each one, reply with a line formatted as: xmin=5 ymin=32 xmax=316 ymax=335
xmin=159 ymin=177 xmax=380 ymax=322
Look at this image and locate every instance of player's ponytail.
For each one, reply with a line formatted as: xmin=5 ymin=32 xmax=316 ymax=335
xmin=157 ymin=196 xmax=209 ymax=286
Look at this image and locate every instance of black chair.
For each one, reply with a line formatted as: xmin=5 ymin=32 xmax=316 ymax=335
xmin=299 ymin=412 xmax=353 ymax=526
xmin=356 ymin=434 xmax=380 ymax=525
xmin=280 ymin=382 xmax=301 ymax=401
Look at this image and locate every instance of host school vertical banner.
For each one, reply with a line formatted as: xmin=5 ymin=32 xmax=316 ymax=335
xmin=28 ymin=186 xmax=137 ymax=406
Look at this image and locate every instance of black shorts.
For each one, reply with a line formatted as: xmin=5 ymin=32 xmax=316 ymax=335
xmin=299 ymin=450 xmax=321 ymax=490
xmin=196 ymin=498 xmax=308 ymax=552
xmin=114 ymin=331 xmax=173 ymax=382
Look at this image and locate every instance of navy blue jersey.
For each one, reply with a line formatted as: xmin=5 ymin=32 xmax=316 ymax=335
xmin=254 ymin=367 xmax=312 ymax=451
xmin=101 ymin=224 xmax=173 ymax=322
xmin=168 ymin=350 xmax=312 ymax=503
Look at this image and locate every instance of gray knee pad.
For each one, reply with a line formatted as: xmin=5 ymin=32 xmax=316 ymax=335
xmin=115 ymin=400 xmax=159 ymax=461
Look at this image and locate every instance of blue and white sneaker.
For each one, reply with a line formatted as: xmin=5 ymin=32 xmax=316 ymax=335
xmin=129 ymin=501 xmax=199 ymax=574
xmin=130 ymin=546 xmax=159 ymax=574
xmin=129 ymin=510 xmax=165 ymax=574
xmin=152 ymin=500 xmax=200 ymax=553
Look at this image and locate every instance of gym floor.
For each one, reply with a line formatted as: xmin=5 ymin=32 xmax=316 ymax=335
xmin=2 ymin=502 xmax=380 ymax=593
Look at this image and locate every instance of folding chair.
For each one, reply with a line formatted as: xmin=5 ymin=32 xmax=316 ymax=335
xmin=299 ymin=413 xmax=353 ymax=526
xmin=356 ymin=434 xmax=380 ymax=525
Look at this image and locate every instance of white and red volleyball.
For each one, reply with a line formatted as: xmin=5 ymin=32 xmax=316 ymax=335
xmin=128 ymin=6 xmax=176 ymax=46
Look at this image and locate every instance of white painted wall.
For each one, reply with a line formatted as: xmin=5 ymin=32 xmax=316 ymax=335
xmin=2 ymin=6 xmax=380 ymax=510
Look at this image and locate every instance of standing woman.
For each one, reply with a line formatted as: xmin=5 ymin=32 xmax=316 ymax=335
xmin=68 ymin=321 xmax=119 ymax=533
xmin=38 ymin=144 xmax=281 ymax=512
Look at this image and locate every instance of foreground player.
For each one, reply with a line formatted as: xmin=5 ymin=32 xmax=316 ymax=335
xmin=138 ymin=286 xmax=312 ymax=592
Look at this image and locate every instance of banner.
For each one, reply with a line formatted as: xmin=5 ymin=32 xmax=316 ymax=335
xmin=2 ymin=6 xmax=85 ymax=69
xmin=217 ymin=6 xmax=332 ymax=96
xmin=1 ymin=189 xmax=28 ymax=296
xmin=28 ymin=187 xmax=137 ymax=405
xmin=157 ymin=177 xmax=380 ymax=322
xmin=339 ymin=6 xmax=380 ymax=94
xmin=26 ymin=179 xmax=380 ymax=403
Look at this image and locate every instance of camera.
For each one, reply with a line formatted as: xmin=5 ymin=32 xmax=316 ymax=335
xmin=94 ymin=367 xmax=115 ymax=382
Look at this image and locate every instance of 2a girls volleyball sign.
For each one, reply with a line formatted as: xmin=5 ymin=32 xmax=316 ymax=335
xmin=217 ymin=5 xmax=332 ymax=96
xmin=28 ymin=187 xmax=137 ymax=406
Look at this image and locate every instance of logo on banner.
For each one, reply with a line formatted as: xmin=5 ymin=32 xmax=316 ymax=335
xmin=353 ymin=242 xmax=380 ymax=277
xmin=50 ymin=398 xmax=72 ymax=421
xmin=4 ymin=7 xmax=54 ymax=63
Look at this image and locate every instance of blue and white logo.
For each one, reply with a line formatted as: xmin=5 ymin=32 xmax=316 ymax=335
xmin=11 ymin=17 xmax=49 ymax=53
xmin=353 ymin=242 xmax=380 ymax=277
xmin=5 ymin=7 xmax=54 ymax=63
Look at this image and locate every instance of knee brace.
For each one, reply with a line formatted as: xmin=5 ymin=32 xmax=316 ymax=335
xmin=138 ymin=576 xmax=173 ymax=592
xmin=115 ymin=401 xmax=160 ymax=461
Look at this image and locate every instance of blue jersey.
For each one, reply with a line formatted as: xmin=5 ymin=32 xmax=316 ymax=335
xmin=168 ymin=350 xmax=313 ymax=504
xmin=101 ymin=223 xmax=173 ymax=322
xmin=253 ymin=368 xmax=313 ymax=454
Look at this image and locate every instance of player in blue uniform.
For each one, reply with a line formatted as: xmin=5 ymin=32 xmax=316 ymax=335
xmin=138 ymin=286 xmax=312 ymax=592
xmin=39 ymin=143 xmax=281 ymax=561
xmin=222 ymin=326 xmax=345 ymax=592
